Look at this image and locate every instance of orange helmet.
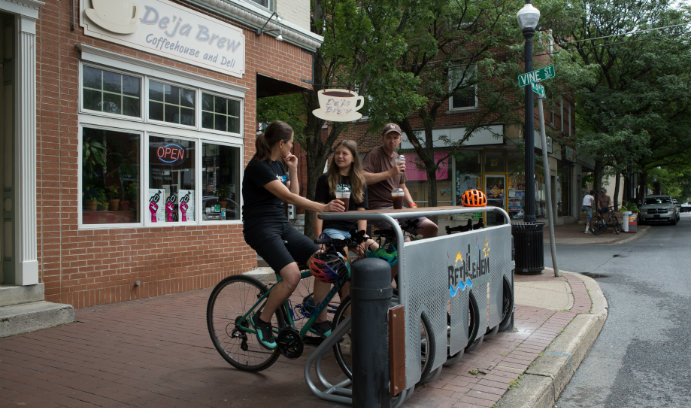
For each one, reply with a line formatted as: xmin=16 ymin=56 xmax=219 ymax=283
xmin=461 ymin=189 xmax=487 ymax=207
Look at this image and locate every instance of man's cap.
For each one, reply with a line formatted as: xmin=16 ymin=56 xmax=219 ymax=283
xmin=382 ymin=123 xmax=401 ymax=136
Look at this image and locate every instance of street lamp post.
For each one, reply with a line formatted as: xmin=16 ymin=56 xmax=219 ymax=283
xmin=517 ymin=1 xmax=540 ymax=223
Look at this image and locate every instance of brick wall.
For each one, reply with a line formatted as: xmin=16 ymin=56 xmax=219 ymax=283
xmin=35 ymin=1 xmax=312 ymax=308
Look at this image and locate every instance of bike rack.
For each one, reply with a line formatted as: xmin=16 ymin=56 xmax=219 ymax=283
xmin=307 ymin=206 xmax=513 ymax=405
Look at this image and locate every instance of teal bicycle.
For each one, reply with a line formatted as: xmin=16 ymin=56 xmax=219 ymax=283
xmin=206 ymin=232 xmax=367 ymax=372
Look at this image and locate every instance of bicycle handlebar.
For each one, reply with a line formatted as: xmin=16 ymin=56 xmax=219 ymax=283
xmin=314 ymin=229 xmax=370 ymax=249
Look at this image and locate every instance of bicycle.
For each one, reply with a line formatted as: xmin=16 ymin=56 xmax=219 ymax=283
xmin=206 ymin=231 xmax=367 ymax=372
xmin=590 ymin=206 xmax=621 ymax=235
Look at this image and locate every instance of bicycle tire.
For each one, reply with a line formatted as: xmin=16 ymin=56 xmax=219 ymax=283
xmin=207 ymin=275 xmax=281 ymax=372
xmin=498 ymin=277 xmax=514 ymax=332
xmin=591 ymin=217 xmax=605 ymax=235
xmin=332 ymin=297 xmax=435 ymax=384
xmin=612 ymin=216 xmax=621 ymax=234
xmin=465 ymin=290 xmax=483 ymax=352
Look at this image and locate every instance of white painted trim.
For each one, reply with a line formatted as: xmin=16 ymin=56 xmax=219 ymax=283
xmin=78 ymin=44 xmax=249 ymax=98
xmin=5 ymin=5 xmax=43 ymax=286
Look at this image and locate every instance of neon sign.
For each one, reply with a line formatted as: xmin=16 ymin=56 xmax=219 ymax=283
xmin=157 ymin=143 xmax=185 ymax=164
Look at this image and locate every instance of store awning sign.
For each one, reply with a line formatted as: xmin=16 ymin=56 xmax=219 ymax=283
xmin=312 ymin=89 xmax=364 ymax=122
xmin=80 ymin=0 xmax=245 ymax=78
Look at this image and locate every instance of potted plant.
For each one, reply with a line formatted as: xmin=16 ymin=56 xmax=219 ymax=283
xmin=217 ymin=187 xmax=228 ymax=209
xmin=83 ymin=186 xmax=101 ymax=211
xmin=107 ymin=185 xmax=120 ymax=211
xmin=126 ymin=182 xmax=139 ymax=211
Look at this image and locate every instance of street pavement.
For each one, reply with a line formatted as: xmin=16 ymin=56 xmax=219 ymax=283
xmin=0 ymin=224 xmax=648 ymax=407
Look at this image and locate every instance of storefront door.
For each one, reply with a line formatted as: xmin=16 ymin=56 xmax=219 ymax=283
xmin=1 ymin=12 xmax=14 ymax=284
xmin=485 ymin=174 xmax=506 ymax=225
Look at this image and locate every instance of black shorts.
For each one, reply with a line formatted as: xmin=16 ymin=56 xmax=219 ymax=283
xmin=244 ymin=221 xmax=319 ymax=273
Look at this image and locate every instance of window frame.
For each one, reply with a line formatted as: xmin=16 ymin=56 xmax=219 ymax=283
xmin=448 ymin=65 xmax=478 ymax=112
xmin=78 ymin=47 xmax=246 ymax=230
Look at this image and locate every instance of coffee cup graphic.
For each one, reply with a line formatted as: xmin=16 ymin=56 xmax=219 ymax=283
xmin=313 ymin=89 xmax=365 ymax=122
xmin=85 ymin=0 xmax=138 ymax=35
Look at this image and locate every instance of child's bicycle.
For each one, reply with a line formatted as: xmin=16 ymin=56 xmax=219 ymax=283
xmin=206 ymin=231 xmax=368 ymax=372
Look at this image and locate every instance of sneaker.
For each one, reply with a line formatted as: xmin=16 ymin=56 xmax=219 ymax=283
xmin=309 ymin=320 xmax=332 ymax=338
xmin=251 ymin=312 xmax=277 ymax=350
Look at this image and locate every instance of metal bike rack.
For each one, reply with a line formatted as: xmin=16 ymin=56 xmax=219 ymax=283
xmin=308 ymin=206 xmax=513 ymax=405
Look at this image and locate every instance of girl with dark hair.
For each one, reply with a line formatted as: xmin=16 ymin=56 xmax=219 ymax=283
xmin=242 ymin=121 xmax=344 ymax=349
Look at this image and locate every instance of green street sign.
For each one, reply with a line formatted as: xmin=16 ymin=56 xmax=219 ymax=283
xmin=518 ymin=65 xmax=555 ymax=87
xmin=533 ymin=83 xmax=546 ymax=98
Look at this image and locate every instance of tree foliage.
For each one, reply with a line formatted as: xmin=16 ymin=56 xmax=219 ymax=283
xmin=546 ymin=0 xmax=691 ymax=201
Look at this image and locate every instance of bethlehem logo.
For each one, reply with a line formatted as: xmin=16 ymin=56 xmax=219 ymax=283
xmin=448 ymin=239 xmax=491 ymax=297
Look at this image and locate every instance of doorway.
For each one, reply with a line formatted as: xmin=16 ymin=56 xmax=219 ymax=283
xmin=1 ymin=12 xmax=14 ymax=284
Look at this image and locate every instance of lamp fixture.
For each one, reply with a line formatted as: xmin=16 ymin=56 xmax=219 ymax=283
xmin=516 ymin=3 xmax=540 ymax=32
xmin=256 ymin=11 xmax=283 ymax=41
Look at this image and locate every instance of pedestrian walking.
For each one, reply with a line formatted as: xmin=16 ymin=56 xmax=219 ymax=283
xmin=582 ymin=190 xmax=595 ymax=233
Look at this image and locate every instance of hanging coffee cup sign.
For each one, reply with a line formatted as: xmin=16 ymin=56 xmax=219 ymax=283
xmin=312 ymin=89 xmax=364 ymax=122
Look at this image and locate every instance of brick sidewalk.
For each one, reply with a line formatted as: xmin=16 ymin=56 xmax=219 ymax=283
xmin=0 ymin=272 xmax=590 ymax=407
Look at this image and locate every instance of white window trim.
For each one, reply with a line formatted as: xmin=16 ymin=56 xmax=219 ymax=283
xmin=77 ymin=48 xmax=246 ymax=230
xmin=448 ymin=65 xmax=478 ymax=112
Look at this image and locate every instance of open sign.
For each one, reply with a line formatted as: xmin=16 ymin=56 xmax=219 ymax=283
xmin=157 ymin=143 xmax=185 ymax=164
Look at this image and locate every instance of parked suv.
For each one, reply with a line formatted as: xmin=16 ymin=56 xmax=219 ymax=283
xmin=639 ymin=195 xmax=680 ymax=225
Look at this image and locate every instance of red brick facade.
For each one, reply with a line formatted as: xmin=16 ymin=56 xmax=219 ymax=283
xmin=34 ymin=1 xmax=314 ymax=308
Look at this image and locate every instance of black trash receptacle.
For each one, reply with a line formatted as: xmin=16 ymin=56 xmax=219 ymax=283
xmin=511 ymin=222 xmax=544 ymax=274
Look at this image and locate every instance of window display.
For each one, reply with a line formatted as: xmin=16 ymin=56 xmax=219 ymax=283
xmin=82 ymin=128 xmax=141 ymax=224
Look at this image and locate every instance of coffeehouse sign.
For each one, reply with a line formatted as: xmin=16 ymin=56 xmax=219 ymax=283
xmin=80 ymin=0 xmax=245 ymax=78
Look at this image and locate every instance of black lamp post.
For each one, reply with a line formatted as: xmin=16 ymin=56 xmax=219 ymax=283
xmin=517 ymin=1 xmax=540 ymax=223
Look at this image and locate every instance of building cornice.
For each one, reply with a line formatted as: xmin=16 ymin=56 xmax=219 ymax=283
xmin=186 ymin=0 xmax=323 ymax=52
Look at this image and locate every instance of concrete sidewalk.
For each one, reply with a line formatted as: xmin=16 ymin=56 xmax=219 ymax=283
xmin=0 ymin=223 xmax=641 ymax=407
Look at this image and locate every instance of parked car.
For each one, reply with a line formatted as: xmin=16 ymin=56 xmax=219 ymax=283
xmin=639 ymin=195 xmax=680 ymax=225
xmin=681 ymin=201 xmax=691 ymax=213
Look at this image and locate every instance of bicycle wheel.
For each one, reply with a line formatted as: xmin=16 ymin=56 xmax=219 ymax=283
xmin=207 ymin=275 xmax=281 ymax=372
xmin=498 ymin=277 xmax=514 ymax=332
xmin=591 ymin=217 xmax=605 ymax=235
xmin=612 ymin=216 xmax=621 ymax=234
xmin=332 ymin=297 xmax=434 ymax=383
xmin=465 ymin=290 xmax=483 ymax=352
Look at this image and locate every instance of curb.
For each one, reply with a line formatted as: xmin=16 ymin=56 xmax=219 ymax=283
xmin=496 ymin=272 xmax=608 ymax=408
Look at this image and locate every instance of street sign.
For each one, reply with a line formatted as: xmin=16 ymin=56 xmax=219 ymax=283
xmin=518 ymin=65 xmax=555 ymax=87
xmin=533 ymin=83 xmax=546 ymax=98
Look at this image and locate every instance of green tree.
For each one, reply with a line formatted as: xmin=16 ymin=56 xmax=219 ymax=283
xmin=547 ymin=0 xmax=691 ymax=204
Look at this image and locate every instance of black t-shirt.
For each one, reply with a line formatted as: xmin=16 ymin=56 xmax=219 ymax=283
xmin=314 ymin=173 xmax=368 ymax=233
xmin=242 ymin=158 xmax=289 ymax=225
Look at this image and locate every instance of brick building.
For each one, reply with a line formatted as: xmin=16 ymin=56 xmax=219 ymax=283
xmin=1 ymin=0 xmax=321 ymax=310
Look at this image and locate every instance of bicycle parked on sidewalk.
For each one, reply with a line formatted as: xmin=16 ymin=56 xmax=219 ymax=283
xmin=206 ymin=232 xmax=367 ymax=372
xmin=590 ymin=206 xmax=621 ymax=235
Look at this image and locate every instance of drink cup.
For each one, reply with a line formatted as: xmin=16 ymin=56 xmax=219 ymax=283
xmin=336 ymin=190 xmax=351 ymax=210
xmin=392 ymin=188 xmax=404 ymax=209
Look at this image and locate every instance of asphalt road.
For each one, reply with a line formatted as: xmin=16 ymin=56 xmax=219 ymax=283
xmin=545 ymin=213 xmax=691 ymax=408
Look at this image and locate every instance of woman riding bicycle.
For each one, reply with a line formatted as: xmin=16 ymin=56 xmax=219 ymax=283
xmin=242 ymin=121 xmax=344 ymax=349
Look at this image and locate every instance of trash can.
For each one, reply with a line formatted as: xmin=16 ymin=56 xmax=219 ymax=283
xmin=511 ymin=222 xmax=544 ymax=274
xmin=622 ymin=211 xmax=631 ymax=232
xmin=628 ymin=213 xmax=638 ymax=232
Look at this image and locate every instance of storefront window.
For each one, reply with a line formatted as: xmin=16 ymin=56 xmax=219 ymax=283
xmin=82 ymin=66 xmax=140 ymax=116
xmin=82 ymin=128 xmax=141 ymax=224
xmin=148 ymin=136 xmax=195 ymax=223
xmin=149 ymin=80 xmax=195 ymax=126
xmin=508 ymin=152 xmax=525 ymax=219
xmin=402 ymin=152 xmax=450 ymax=206
xmin=484 ymin=151 xmax=505 ymax=172
xmin=202 ymin=93 xmax=241 ymax=133
xmin=79 ymin=57 xmax=244 ymax=228
xmin=202 ymin=144 xmax=241 ymax=220
xmin=454 ymin=150 xmax=481 ymax=205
